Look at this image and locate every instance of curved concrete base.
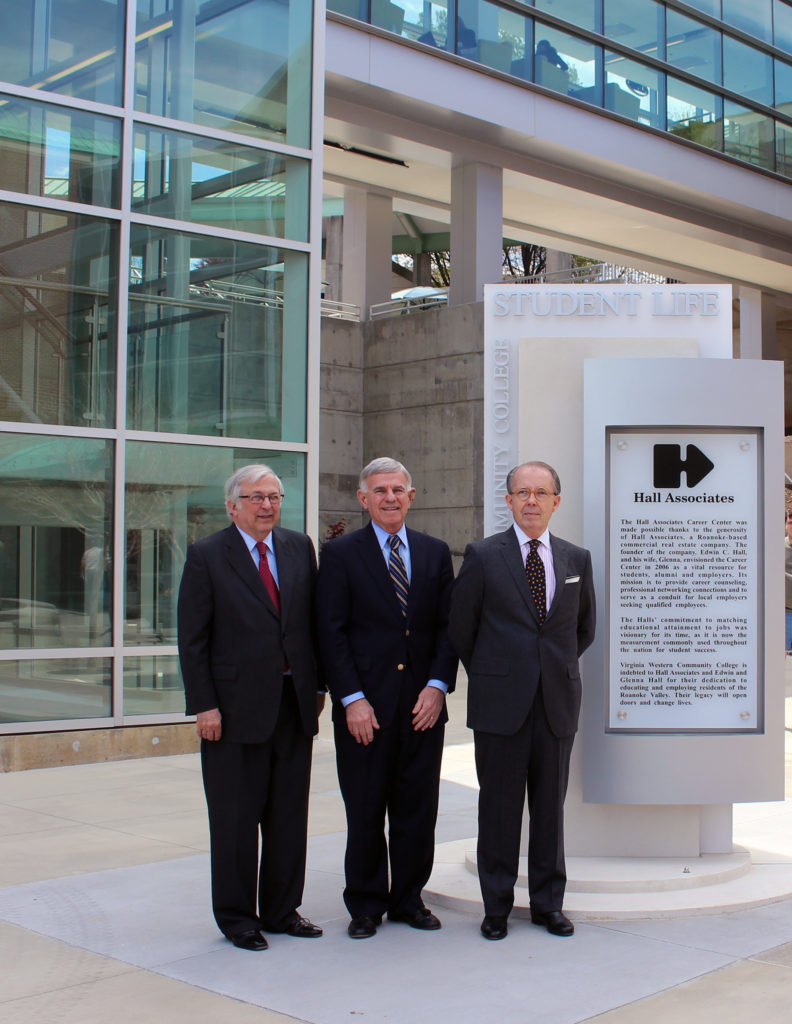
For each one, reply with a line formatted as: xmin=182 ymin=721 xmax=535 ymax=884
xmin=426 ymin=838 xmax=792 ymax=920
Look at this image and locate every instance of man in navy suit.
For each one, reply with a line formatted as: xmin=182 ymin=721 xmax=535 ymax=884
xmin=317 ymin=457 xmax=458 ymax=939
xmin=178 ymin=464 xmax=324 ymax=950
xmin=449 ymin=461 xmax=595 ymax=941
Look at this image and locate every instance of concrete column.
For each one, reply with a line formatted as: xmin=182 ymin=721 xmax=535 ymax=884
xmin=449 ymin=162 xmax=503 ymax=305
xmin=324 ymin=215 xmax=343 ymax=303
xmin=738 ymin=286 xmax=777 ymax=359
xmin=544 ymin=248 xmax=574 ymax=280
xmin=341 ymin=190 xmax=393 ymax=319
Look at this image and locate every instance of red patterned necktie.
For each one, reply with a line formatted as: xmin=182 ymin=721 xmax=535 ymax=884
xmin=525 ymin=538 xmax=546 ymax=623
xmin=256 ymin=540 xmax=281 ymax=615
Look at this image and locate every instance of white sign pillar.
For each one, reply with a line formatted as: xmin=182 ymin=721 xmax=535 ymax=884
xmin=483 ymin=284 xmax=784 ymax=858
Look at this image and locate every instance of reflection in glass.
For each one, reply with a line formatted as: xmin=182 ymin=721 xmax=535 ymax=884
xmin=124 ymin=441 xmax=306 ymax=646
xmin=535 ymin=0 xmax=597 ymax=32
xmin=722 ymin=0 xmax=772 ymax=43
xmin=723 ymin=104 xmax=774 ymax=170
xmin=777 ymin=120 xmax=792 ymax=177
xmin=0 ymin=0 xmax=124 ymax=105
xmin=775 ymin=59 xmax=792 ymax=116
xmin=0 ymin=94 xmax=121 ymax=208
xmin=127 ymin=226 xmax=308 ymax=441
xmin=395 ymin=0 xmax=448 ymax=48
xmin=0 ymin=434 xmax=113 ymax=650
xmin=132 ymin=126 xmax=309 ymax=241
xmin=0 ymin=201 xmax=118 ymax=428
xmin=604 ymin=54 xmax=662 ymax=128
xmin=776 ymin=0 xmax=792 ymax=56
xmin=0 ymin=657 xmax=111 ymax=723
xmin=533 ymin=26 xmax=598 ymax=100
xmin=603 ymin=0 xmax=663 ymax=61
xmin=667 ymin=78 xmax=722 ymax=151
xmin=135 ymin=0 xmax=313 ymax=148
xmin=723 ymin=37 xmax=772 ymax=107
xmin=456 ymin=0 xmax=532 ymax=75
xmin=666 ymin=11 xmax=721 ymax=86
xmin=123 ymin=655 xmax=184 ymax=715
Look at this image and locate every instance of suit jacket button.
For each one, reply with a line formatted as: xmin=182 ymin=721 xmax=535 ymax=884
xmin=397 ymin=664 xmax=405 ymax=671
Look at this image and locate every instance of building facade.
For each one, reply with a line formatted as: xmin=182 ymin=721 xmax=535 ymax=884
xmin=2 ymin=0 xmax=791 ymax=748
xmin=0 ymin=0 xmax=324 ymax=741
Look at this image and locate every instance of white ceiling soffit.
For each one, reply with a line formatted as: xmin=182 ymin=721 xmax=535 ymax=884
xmin=324 ymin=22 xmax=792 ymax=298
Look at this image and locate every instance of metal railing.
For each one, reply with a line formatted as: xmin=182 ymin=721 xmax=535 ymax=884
xmin=509 ymin=262 xmax=672 ymax=285
xmin=369 ymin=291 xmax=448 ymax=319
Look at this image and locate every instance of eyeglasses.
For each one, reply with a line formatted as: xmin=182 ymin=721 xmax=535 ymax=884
xmin=238 ymin=493 xmax=283 ymax=506
xmin=510 ymin=488 xmax=557 ymax=501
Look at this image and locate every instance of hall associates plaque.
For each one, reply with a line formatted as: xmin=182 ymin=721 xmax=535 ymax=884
xmin=608 ymin=429 xmax=761 ymax=732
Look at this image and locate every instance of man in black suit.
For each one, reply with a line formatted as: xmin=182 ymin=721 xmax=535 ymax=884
xmin=178 ymin=464 xmax=324 ymax=950
xmin=449 ymin=461 xmax=595 ymax=941
xmin=317 ymin=457 xmax=458 ymax=939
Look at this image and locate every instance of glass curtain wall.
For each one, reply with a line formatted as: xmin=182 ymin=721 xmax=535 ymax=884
xmin=0 ymin=0 xmax=318 ymax=732
xmin=327 ymin=0 xmax=792 ymax=178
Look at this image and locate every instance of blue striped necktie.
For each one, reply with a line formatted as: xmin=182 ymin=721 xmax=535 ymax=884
xmin=388 ymin=534 xmax=409 ymax=616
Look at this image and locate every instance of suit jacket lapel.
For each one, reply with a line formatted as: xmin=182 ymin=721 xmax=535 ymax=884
xmin=271 ymin=528 xmax=292 ymax=621
xmin=224 ymin=525 xmax=280 ymax=620
xmin=361 ymin=522 xmax=408 ymax=619
xmin=546 ymin=534 xmax=568 ymax=621
xmin=499 ymin=529 xmax=543 ymax=623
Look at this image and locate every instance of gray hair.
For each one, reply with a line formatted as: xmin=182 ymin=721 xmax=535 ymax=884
xmin=225 ymin=464 xmax=284 ymax=516
xmin=505 ymin=461 xmax=561 ymax=496
xmin=358 ymin=457 xmax=412 ymax=492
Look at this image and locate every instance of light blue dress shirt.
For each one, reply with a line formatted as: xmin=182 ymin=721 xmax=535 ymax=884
xmin=341 ymin=522 xmax=448 ymax=708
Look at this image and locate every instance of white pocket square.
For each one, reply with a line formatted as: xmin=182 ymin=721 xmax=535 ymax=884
xmin=565 ymin=575 xmax=580 ymax=583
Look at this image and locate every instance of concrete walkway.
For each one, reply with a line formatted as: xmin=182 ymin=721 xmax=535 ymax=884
xmin=2 ymin=687 xmax=792 ymax=1023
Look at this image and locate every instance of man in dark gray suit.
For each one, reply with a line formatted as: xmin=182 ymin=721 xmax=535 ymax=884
xmin=449 ymin=461 xmax=595 ymax=941
xmin=178 ymin=464 xmax=324 ymax=950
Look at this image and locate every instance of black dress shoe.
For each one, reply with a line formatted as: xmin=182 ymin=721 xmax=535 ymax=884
xmin=530 ymin=909 xmax=574 ymax=936
xmin=348 ymin=914 xmax=381 ymax=939
xmin=276 ymin=915 xmax=323 ymax=938
xmin=480 ymin=915 xmax=508 ymax=940
xmin=231 ymin=929 xmax=269 ymax=951
xmin=388 ymin=907 xmax=442 ymax=930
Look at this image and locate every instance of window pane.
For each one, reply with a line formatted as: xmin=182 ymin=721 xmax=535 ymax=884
xmin=0 ymin=201 xmax=118 ymax=428
xmin=603 ymin=0 xmax=663 ymax=61
xmin=666 ymin=11 xmax=721 ymax=86
xmin=777 ymin=119 xmax=792 ymax=176
xmin=0 ymin=0 xmax=124 ymax=105
xmin=0 ymin=94 xmax=121 ymax=208
xmin=0 ymin=434 xmax=113 ymax=650
xmin=132 ymin=126 xmax=310 ymax=241
xmin=723 ymin=0 xmax=772 ymax=43
xmin=533 ymin=25 xmax=598 ymax=99
xmin=604 ymin=53 xmax=662 ymax=128
xmin=723 ymin=36 xmax=772 ymax=106
xmin=124 ymin=441 xmax=306 ymax=646
xmin=775 ymin=0 xmax=792 ymax=56
xmin=0 ymin=657 xmax=111 ymax=724
xmin=680 ymin=0 xmax=720 ymax=15
xmin=534 ymin=0 xmax=596 ymax=33
xmin=457 ymin=0 xmax=531 ymax=75
xmin=667 ymin=77 xmax=723 ymax=150
xmin=123 ymin=654 xmax=184 ymax=715
xmin=135 ymin=0 xmax=313 ymax=148
xmin=776 ymin=59 xmax=792 ymax=114
xmin=398 ymin=0 xmax=448 ymax=48
xmin=723 ymin=103 xmax=774 ymax=169
xmin=128 ymin=226 xmax=308 ymax=441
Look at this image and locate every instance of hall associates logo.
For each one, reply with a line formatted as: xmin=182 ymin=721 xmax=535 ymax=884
xmin=633 ymin=443 xmax=734 ymax=503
